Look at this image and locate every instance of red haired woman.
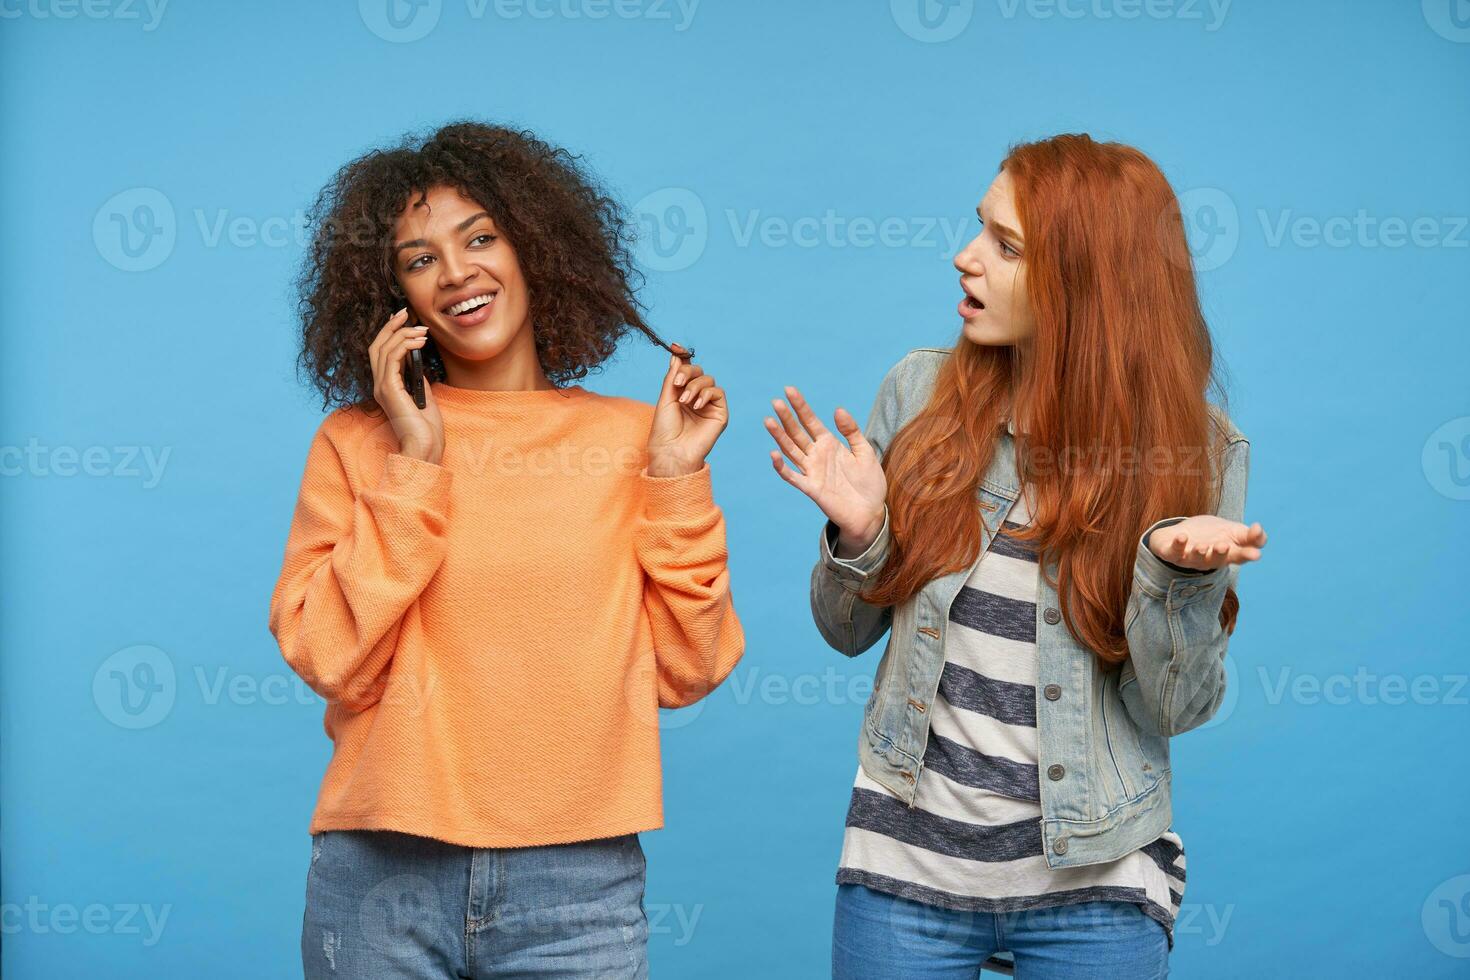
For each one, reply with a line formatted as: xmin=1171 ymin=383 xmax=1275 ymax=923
xmin=766 ymin=133 xmax=1267 ymax=977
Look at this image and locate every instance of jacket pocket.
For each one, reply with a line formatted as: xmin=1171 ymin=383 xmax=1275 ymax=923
xmin=1100 ymin=673 xmax=1143 ymax=801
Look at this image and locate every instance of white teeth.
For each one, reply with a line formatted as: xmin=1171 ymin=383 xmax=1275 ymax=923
xmin=448 ymin=293 xmax=494 ymax=315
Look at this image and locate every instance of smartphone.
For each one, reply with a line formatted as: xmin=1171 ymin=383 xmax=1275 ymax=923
xmin=403 ymin=307 xmax=426 ymax=410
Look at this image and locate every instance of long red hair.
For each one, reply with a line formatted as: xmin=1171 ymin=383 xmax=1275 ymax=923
xmin=858 ymin=134 xmax=1238 ymax=667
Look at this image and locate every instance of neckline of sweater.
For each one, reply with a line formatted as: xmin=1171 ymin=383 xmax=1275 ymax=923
xmin=429 ymin=381 xmax=589 ymax=407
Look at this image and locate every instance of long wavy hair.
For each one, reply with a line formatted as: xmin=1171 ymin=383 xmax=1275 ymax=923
xmin=294 ymin=120 xmax=679 ymax=413
xmin=858 ymin=134 xmax=1239 ymax=668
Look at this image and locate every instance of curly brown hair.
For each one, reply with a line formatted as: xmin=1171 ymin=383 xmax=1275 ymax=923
xmin=293 ymin=120 xmax=678 ymax=413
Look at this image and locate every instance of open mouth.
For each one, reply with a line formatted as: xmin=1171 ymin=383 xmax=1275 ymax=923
xmin=443 ymin=291 xmax=497 ymax=322
xmin=963 ymin=295 xmax=985 ymax=312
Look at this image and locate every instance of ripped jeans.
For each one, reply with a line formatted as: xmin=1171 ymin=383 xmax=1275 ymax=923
xmin=302 ymin=828 xmax=649 ymax=979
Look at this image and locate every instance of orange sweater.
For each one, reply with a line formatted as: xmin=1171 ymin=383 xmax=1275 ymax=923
xmin=267 ymin=380 xmax=745 ymax=848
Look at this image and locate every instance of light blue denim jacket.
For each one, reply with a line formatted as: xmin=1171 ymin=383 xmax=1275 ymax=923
xmin=810 ymin=347 xmax=1250 ymax=869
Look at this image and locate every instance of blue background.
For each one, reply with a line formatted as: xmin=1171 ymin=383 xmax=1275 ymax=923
xmin=3 ymin=0 xmax=1468 ymax=976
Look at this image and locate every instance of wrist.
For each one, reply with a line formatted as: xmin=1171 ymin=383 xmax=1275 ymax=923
xmin=835 ymin=510 xmax=884 ymax=558
xmin=645 ymin=454 xmax=702 ymax=479
xmin=398 ymin=442 xmax=441 ymax=466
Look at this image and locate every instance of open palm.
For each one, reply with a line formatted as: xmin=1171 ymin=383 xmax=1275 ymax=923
xmin=764 ymin=385 xmax=887 ymax=541
xmin=1148 ymin=514 xmax=1267 ymax=571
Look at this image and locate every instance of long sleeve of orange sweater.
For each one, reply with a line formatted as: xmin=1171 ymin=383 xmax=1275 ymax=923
xmin=267 ymin=381 xmax=745 ymax=848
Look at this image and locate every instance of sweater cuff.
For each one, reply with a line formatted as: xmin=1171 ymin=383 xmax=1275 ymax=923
xmin=640 ymin=460 xmax=716 ymax=520
xmin=375 ymin=452 xmax=452 ymax=500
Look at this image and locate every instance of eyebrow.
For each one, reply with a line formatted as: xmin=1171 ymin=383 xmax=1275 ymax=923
xmin=976 ymin=205 xmax=1023 ymax=245
xmin=393 ymin=211 xmax=494 ymax=254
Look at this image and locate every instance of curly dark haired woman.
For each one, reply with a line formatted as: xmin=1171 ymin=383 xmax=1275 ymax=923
xmin=268 ymin=121 xmax=744 ymax=978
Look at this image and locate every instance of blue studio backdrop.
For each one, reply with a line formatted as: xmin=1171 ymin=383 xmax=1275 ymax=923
xmin=2 ymin=1 xmax=1467 ymax=976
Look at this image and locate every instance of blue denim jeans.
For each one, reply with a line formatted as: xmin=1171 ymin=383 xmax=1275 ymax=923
xmin=832 ymin=883 xmax=1168 ymax=979
xmin=302 ymin=829 xmax=649 ymax=979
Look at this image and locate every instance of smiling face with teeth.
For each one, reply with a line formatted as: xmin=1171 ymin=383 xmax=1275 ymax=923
xmin=391 ymin=184 xmax=547 ymax=389
xmin=953 ymin=167 xmax=1036 ymax=348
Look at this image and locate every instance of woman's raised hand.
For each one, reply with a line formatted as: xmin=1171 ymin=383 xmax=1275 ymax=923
xmin=646 ymin=344 xmax=729 ymax=478
xmin=1147 ymin=515 xmax=1267 ymax=571
xmin=370 ymin=307 xmax=444 ymax=465
xmin=765 ymin=386 xmax=887 ymax=554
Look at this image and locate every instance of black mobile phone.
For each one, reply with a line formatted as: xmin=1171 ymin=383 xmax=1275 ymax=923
xmin=403 ymin=307 xmax=426 ymax=410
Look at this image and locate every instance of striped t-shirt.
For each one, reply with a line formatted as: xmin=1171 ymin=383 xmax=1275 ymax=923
xmin=835 ymin=483 xmax=1187 ymax=950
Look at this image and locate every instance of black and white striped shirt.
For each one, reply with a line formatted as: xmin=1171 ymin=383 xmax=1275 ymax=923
xmin=836 ymin=483 xmax=1187 ymax=949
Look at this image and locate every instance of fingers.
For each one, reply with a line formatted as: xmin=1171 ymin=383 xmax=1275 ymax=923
xmin=387 ymin=323 xmax=430 ymax=371
xmin=764 ymin=415 xmax=810 ymax=468
xmin=376 ymin=313 xmax=429 ymax=399
xmin=1241 ymin=521 xmax=1268 ymax=547
xmin=672 ymin=361 xmax=705 ymax=388
xmin=678 ymin=374 xmax=714 ymax=405
xmin=369 ymin=308 xmax=406 ymax=384
xmin=783 ymin=386 xmax=831 ymax=441
xmin=1184 ymin=534 xmax=1263 ymax=568
xmin=769 ymin=399 xmax=812 ymax=453
xmin=373 ymin=310 xmax=420 ymax=393
xmin=832 ymin=407 xmax=869 ymax=453
xmin=371 ymin=308 xmax=410 ymax=351
xmin=663 ymin=352 xmax=705 ymax=406
xmin=769 ymin=449 xmax=813 ymax=496
xmin=1155 ymin=516 xmax=1267 ymax=571
xmin=691 ymin=385 xmax=724 ymax=413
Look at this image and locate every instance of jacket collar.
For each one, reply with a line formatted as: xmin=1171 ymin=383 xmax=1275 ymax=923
xmin=980 ymin=427 xmax=1022 ymax=500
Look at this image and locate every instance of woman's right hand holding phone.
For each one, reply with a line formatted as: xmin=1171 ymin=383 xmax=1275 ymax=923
xmin=370 ymin=307 xmax=444 ymax=465
xmin=765 ymin=386 xmax=887 ymax=558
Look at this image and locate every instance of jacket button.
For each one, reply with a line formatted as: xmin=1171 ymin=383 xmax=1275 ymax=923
xmin=1043 ymin=607 xmax=1061 ymax=625
xmin=1052 ymin=837 xmax=1068 ymax=855
xmin=1047 ymin=764 xmax=1065 ymax=781
xmin=1043 ymin=684 xmax=1061 ymax=701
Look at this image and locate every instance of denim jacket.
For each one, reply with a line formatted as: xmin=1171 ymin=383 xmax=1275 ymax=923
xmin=810 ymin=347 xmax=1249 ymax=870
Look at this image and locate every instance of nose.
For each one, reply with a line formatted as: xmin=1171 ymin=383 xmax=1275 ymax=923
xmin=954 ymin=236 xmax=984 ymax=276
xmin=437 ymin=251 xmax=478 ymax=290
